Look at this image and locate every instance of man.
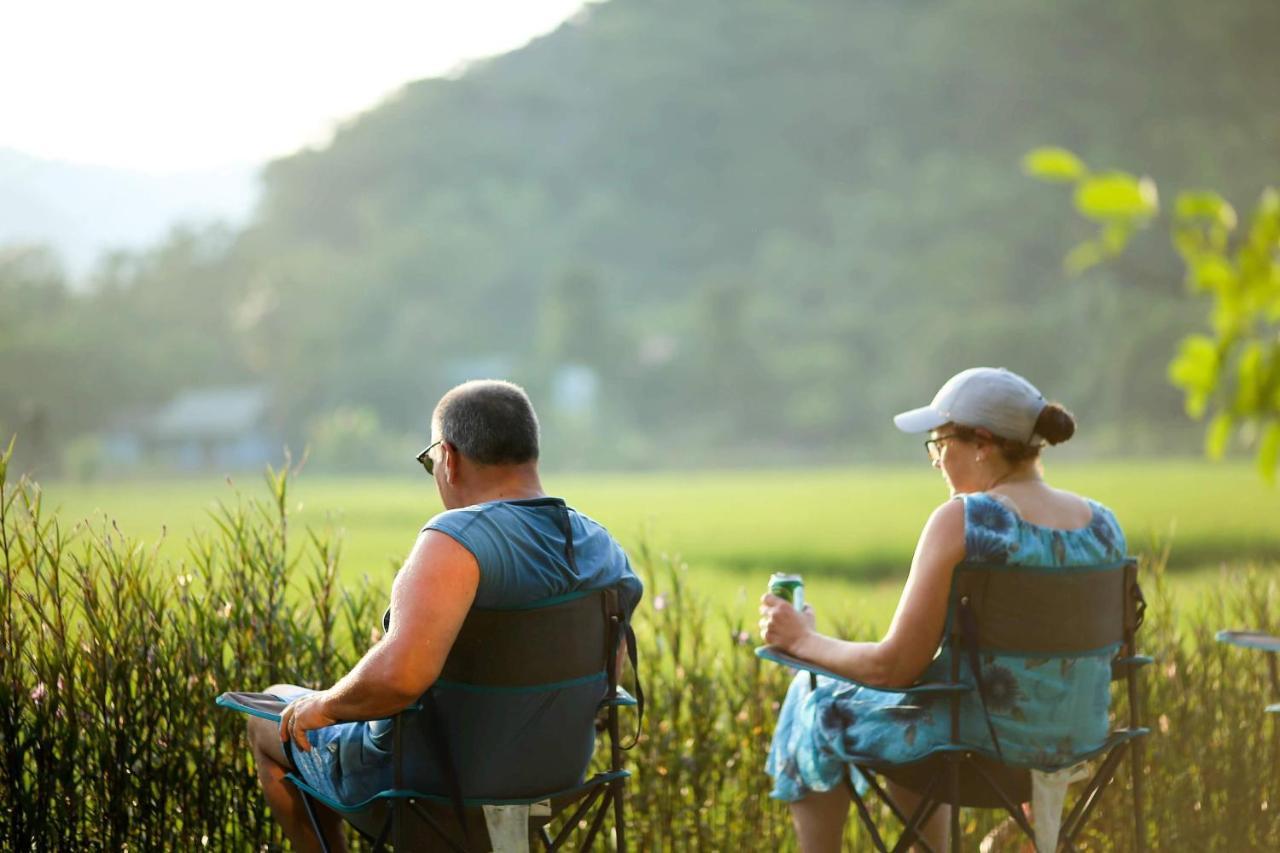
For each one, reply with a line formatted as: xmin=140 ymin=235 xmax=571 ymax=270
xmin=245 ymin=380 xmax=642 ymax=852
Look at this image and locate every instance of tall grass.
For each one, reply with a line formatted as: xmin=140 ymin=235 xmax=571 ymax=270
xmin=3 ymin=444 xmax=1280 ymax=849
xmin=0 ymin=445 xmax=370 ymax=849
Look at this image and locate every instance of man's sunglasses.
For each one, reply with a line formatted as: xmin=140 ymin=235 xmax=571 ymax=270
xmin=416 ymin=440 xmax=444 ymax=476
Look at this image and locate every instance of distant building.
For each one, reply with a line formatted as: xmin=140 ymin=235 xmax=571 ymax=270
xmin=105 ymin=385 xmax=278 ymax=471
xmin=551 ymin=364 xmax=599 ymax=419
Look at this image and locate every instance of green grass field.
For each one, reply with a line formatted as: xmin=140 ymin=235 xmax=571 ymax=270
xmin=37 ymin=459 xmax=1280 ymax=635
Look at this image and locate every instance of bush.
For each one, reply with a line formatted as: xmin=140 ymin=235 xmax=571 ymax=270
xmin=2 ymin=438 xmax=1279 ymax=849
xmin=0 ymin=444 xmax=367 ymax=850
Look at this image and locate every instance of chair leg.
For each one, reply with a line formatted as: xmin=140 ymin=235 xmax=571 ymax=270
xmin=860 ymin=769 xmax=912 ymax=829
xmin=968 ymin=762 xmax=1036 ymax=842
xmin=1060 ymin=747 xmax=1125 ymax=845
xmin=370 ymin=805 xmax=393 ymax=853
xmin=297 ymin=791 xmax=333 ymax=853
xmin=612 ymin=778 xmax=627 ymax=853
xmin=947 ymin=758 xmax=960 ymax=853
xmin=549 ymin=784 xmax=607 ymax=849
xmin=890 ymin=774 xmax=943 ymax=853
xmin=579 ymin=788 xmax=613 ymax=849
xmin=1130 ymin=739 xmax=1147 ymax=853
xmin=846 ymin=774 xmax=890 ymax=853
xmin=405 ymin=800 xmax=471 ymax=853
xmin=856 ymin=769 xmax=940 ymax=853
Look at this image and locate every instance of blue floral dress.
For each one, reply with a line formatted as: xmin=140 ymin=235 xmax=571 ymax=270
xmin=766 ymin=492 xmax=1128 ymax=802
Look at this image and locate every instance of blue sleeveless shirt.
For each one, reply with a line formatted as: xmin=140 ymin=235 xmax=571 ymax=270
xmin=286 ymin=497 xmax=642 ymax=806
xmin=766 ymin=492 xmax=1127 ymax=802
xmin=362 ymin=497 xmax=642 ymax=799
xmin=424 ymin=496 xmax=642 ymax=614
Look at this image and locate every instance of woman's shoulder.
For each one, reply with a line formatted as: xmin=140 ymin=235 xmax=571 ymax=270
xmin=960 ymin=490 xmax=1127 ymax=564
xmin=957 ymin=491 xmax=1020 ymax=532
xmin=1080 ymin=497 xmax=1127 ymax=556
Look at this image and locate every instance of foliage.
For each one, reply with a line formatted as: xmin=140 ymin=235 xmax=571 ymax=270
xmin=10 ymin=0 xmax=1280 ymax=470
xmin=0 ymin=443 xmax=362 ymax=849
xmin=5 ymin=452 xmax=1280 ymax=848
xmin=1025 ymin=148 xmax=1280 ymax=481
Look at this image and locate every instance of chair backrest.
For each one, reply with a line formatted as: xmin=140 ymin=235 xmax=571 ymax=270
xmin=947 ymin=558 xmax=1139 ymax=657
xmin=439 ymin=589 xmax=616 ymax=688
xmin=938 ymin=557 xmax=1143 ymax=770
xmin=395 ymin=588 xmax=625 ymax=800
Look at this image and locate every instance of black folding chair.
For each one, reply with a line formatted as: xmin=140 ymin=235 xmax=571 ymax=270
xmin=758 ymin=557 xmax=1150 ymax=852
xmin=220 ymin=587 xmax=641 ymax=851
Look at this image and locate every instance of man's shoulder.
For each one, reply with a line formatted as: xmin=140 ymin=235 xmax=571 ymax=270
xmin=422 ymin=504 xmax=492 ymax=536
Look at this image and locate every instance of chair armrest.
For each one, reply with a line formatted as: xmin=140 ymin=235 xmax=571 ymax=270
xmin=215 ymin=691 xmax=288 ymax=722
xmin=600 ymin=686 xmax=638 ymax=708
xmin=1216 ymin=630 xmax=1280 ymax=652
xmin=754 ymin=646 xmax=970 ymax=696
xmin=1111 ymin=655 xmax=1154 ymax=680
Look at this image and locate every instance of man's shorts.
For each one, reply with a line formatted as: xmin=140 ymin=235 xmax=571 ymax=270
xmin=274 ymin=686 xmax=394 ymax=807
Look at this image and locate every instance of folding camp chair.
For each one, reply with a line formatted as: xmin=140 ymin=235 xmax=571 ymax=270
xmin=1216 ymin=630 xmax=1280 ymax=714
xmin=758 ymin=557 xmax=1150 ymax=852
xmin=219 ymin=587 xmax=641 ymax=852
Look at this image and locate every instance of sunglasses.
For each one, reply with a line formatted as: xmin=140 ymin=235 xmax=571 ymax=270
xmin=923 ymin=433 xmax=963 ymax=462
xmin=415 ymin=440 xmax=444 ymax=476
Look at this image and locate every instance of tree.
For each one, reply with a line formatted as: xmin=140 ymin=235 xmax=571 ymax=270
xmin=1025 ymin=147 xmax=1280 ymax=480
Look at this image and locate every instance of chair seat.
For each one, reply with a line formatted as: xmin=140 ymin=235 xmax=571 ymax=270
xmin=285 ymin=769 xmax=630 ymax=815
xmin=288 ymin=770 xmax=631 ymax=852
xmin=855 ymin=728 xmax=1149 ymax=809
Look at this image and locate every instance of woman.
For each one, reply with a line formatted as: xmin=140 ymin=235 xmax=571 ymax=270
xmin=759 ymin=367 xmax=1127 ymax=852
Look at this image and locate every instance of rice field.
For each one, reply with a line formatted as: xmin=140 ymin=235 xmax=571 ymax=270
xmin=39 ymin=459 xmax=1280 ymax=635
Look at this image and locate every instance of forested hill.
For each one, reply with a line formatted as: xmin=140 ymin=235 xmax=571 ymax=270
xmin=5 ymin=0 xmax=1279 ymax=471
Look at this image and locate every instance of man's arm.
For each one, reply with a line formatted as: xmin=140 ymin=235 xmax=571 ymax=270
xmin=281 ymin=529 xmax=479 ymax=751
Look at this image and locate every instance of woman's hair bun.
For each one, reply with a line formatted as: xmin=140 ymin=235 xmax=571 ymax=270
xmin=1035 ymin=403 xmax=1075 ymax=446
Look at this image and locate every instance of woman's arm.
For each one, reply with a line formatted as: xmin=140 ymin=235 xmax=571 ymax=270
xmin=759 ymin=498 xmax=965 ymax=688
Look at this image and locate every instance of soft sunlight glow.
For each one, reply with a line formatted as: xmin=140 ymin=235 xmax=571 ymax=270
xmin=0 ymin=0 xmax=590 ymax=172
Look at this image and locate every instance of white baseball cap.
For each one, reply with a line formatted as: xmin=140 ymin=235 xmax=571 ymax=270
xmin=893 ymin=367 xmax=1047 ymax=444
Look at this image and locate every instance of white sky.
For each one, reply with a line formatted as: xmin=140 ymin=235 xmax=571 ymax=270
xmin=0 ymin=0 xmax=591 ymax=173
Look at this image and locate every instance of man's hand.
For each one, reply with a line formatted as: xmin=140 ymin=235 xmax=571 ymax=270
xmin=279 ymin=692 xmax=338 ymax=753
xmin=758 ymin=593 xmax=817 ymax=656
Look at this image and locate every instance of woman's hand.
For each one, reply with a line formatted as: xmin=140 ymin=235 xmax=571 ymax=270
xmin=758 ymin=593 xmax=817 ymax=656
xmin=279 ymin=692 xmax=338 ymax=753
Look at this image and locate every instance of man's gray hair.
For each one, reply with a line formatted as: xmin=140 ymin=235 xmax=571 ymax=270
xmin=433 ymin=380 xmax=540 ymax=465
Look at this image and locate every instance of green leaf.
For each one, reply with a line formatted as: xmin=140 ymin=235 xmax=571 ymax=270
xmin=1190 ymin=255 xmax=1235 ymax=293
xmin=1205 ymin=412 xmax=1233 ymax=460
xmin=1064 ymin=240 xmax=1105 ymax=275
xmin=1175 ymin=191 xmax=1238 ymax=229
xmin=1236 ymin=342 xmax=1265 ymax=414
xmin=1074 ymin=172 xmax=1160 ymax=221
xmin=1168 ymin=335 xmax=1220 ymax=391
xmin=1257 ymin=421 xmax=1280 ymax=484
xmin=1100 ymin=221 xmax=1132 ymax=253
xmin=1168 ymin=335 xmax=1221 ymax=418
xmin=1022 ymin=147 xmax=1088 ymax=183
